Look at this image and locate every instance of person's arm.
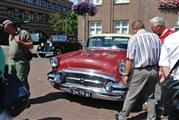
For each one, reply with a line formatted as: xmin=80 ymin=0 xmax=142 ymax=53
xmin=161 ymin=66 xmax=170 ymax=78
xmin=123 ymin=37 xmax=135 ymax=84
xmin=123 ymin=58 xmax=133 ymax=84
xmin=159 ymin=42 xmax=170 ymax=81
xmin=15 ymin=30 xmax=34 ymax=49
xmin=15 ymin=36 xmax=33 ymax=49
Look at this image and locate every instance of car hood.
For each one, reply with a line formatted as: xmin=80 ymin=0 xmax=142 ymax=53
xmin=57 ymin=48 xmax=126 ymax=80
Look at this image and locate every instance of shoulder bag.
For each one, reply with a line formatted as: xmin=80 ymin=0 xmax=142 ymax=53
xmin=162 ymin=60 xmax=179 ymax=110
xmin=0 ymin=74 xmax=30 ymax=117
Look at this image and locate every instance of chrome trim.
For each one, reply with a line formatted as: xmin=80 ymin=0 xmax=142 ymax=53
xmin=52 ymin=82 xmax=126 ymax=101
xmin=66 ymin=77 xmax=102 ymax=84
xmin=37 ymin=51 xmax=54 ymax=54
xmin=61 ymin=69 xmax=116 ymax=82
xmin=47 ymin=70 xmax=127 ymax=101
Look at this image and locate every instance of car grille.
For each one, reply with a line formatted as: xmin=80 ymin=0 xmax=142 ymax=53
xmin=44 ymin=44 xmax=50 ymax=52
xmin=63 ymin=72 xmax=108 ymax=88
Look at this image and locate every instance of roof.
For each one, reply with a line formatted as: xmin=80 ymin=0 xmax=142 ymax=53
xmin=89 ymin=33 xmax=131 ymax=38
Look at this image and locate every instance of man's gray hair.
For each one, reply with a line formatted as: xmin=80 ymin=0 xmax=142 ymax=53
xmin=150 ymin=16 xmax=165 ymax=26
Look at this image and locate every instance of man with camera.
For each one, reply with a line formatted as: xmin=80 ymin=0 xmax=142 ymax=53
xmin=2 ymin=20 xmax=33 ymax=93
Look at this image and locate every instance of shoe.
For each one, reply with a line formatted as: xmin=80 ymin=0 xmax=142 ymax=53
xmin=115 ymin=114 xmax=119 ymax=120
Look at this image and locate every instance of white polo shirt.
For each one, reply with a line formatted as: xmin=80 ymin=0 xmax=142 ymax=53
xmin=159 ymin=31 xmax=179 ymax=79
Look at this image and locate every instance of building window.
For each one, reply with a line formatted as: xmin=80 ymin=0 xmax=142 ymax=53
xmin=37 ymin=14 xmax=42 ymax=22
xmin=89 ymin=0 xmax=102 ymax=5
xmin=114 ymin=20 xmax=129 ymax=34
xmin=23 ymin=0 xmax=33 ymax=4
xmin=29 ymin=12 xmax=34 ymax=20
xmin=114 ymin=0 xmax=130 ymax=4
xmin=19 ymin=10 xmax=25 ymax=19
xmin=89 ymin=21 xmax=102 ymax=36
xmin=42 ymin=14 xmax=46 ymax=23
xmin=41 ymin=0 xmax=48 ymax=8
xmin=7 ymin=8 xmax=15 ymax=19
xmin=33 ymin=0 xmax=39 ymax=5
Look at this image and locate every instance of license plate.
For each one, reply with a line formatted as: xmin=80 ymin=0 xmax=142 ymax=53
xmin=71 ymin=89 xmax=92 ymax=98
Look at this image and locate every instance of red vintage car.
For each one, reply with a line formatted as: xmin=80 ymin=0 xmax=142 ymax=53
xmin=48 ymin=34 xmax=131 ymax=101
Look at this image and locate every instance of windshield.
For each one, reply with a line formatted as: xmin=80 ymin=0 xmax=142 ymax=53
xmin=87 ymin=36 xmax=129 ymax=49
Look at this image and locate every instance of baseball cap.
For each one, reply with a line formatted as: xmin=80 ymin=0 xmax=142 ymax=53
xmin=2 ymin=20 xmax=14 ymax=29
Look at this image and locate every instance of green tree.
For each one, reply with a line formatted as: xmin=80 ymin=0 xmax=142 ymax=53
xmin=50 ymin=12 xmax=78 ymax=34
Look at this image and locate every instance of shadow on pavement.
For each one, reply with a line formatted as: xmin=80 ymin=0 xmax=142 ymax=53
xmin=31 ymin=92 xmax=148 ymax=119
xmin=30 ymin=92 xmax=123 ymax=111
xmin=128 ymin=111 xmax=147 ymax=120
xmin=37 ymin=117 xmax=63 ymax=120
xmin=30 ymin=92 xmax=64 ymax=104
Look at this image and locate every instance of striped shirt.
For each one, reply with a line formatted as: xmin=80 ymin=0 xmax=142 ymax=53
xmin=127 ymin=29 xmax=161 ymax=68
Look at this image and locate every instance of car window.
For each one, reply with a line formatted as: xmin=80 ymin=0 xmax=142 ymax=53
xmin=67 ymin=36 xmax=73 ymax=42
xmin=88 ymin=38 xmax=102 ymax=47
xmin=51 ymin=35 xmax=67 ymax=42
xmin=87 ymin=36 xmax=129 ymax=49
xmin=73 ymin=37 xmax=78 ymax=43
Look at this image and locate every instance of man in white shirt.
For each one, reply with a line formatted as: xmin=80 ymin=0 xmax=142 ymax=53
xmin=115 ymin=20 xmax=161 ymax=120
xmin=159 ymin=31 xmax=179 ymax=120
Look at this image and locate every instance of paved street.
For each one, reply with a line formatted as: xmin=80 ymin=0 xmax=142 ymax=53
xmin=2 ymin=46 xmax=150 ymax=120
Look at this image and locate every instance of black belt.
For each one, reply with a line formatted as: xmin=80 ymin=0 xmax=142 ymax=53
xmin=135 ymin=65 xmax=158 ymax=69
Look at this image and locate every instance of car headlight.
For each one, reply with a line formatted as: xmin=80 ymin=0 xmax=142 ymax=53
xmin=50 ymin=57 xmax=58 ymax=68
xmin=119 ymin=59 xmax=126 ymax=76
xmin=105 ymin=81 xmax=113 ymax=93
xmin=41 ymin=42 xmax=45 ymax=46
xmin=54 ymin=73 xmax=64 ymax=83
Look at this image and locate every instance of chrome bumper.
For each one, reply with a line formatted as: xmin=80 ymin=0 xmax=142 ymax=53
xmin=47 ymin=70 xmax=127 ymax=101
xmin=37 ymin=51 xmax=54 ymax=55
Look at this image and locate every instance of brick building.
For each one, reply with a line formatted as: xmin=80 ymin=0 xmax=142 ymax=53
xmin=0 ymin=0 xmax=72 ymax=35
xmin=78 ymin=0 xmax=179 ymax=43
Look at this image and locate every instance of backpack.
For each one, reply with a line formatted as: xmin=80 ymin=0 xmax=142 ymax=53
xmin=0 ymin=74 xmax=30 ymax=117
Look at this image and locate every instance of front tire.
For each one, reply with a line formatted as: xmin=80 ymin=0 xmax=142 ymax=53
xmin=54 ymin=49 xmax=62 ymax=56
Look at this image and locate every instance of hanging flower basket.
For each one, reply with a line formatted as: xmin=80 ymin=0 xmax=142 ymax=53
xmin=72 ymin=2 xmax=97 ymax=16
xmin=157 ymin=0 xmax=179 ymax=9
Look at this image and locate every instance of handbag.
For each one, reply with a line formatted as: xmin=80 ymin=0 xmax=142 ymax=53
xmin=25 ymin=51 xmax=38 ymax=61
xmin=162 ymin=60 xmax=179 ymax=110
xmin=25 ymin=51 xmax=33 ymax=61
xmin=0 ymin=74 xmax=30 ymax=117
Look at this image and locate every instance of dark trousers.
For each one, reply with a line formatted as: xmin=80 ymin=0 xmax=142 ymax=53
xmin=168 ymin=106 xmax=179 ymax=120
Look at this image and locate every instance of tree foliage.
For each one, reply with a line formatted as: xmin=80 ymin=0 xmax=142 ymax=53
xmin=50 ymin=12 xmax=78 ymax=34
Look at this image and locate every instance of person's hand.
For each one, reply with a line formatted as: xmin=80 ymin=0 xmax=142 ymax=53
xmin=159 ymin=71 xmax=165 ymax=83
xmin=123 ymin=76 xmax=129 ymax=85
xmin=14 ymin=36 xmax=22 ymax=44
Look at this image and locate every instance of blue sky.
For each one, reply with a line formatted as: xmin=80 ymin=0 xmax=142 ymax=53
xmin=70 ymin=0 xmax=78 ymax=4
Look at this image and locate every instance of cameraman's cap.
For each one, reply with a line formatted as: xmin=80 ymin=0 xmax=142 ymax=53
xmin=2 ymin=20 xmax=13 ymax=29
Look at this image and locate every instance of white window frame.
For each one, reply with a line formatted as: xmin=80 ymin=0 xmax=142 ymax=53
xmin=114 ymin=0 xmax=130 ymax=4
xmin=89 ymin=0 xmax=102 ymax=6
xmin=114 ymin=20 xmax=129 ymax=34
xmin=89 ymin=21 xmax=102 ymax=36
